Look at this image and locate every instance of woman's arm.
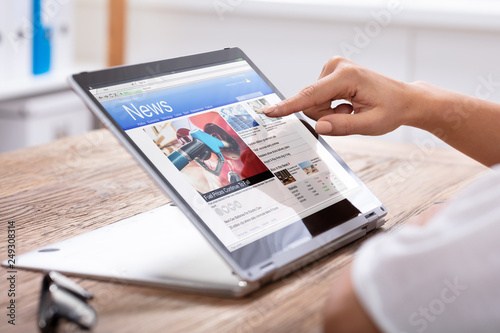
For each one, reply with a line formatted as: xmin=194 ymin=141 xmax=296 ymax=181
xmin=323 ymin=264 xmax=381 ymax=333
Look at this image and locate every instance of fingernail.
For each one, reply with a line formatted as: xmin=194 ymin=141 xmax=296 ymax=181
xmin=262 ymin=105 xmax=277 ymax=115
xmin=315 ymin=121 xmax=332 ymax=134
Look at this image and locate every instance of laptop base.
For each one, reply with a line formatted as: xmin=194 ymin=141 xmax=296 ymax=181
xmin=3 ymin=205 xmax=257 ymax=297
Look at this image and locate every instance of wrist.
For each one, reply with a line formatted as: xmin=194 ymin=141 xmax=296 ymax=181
xmin=403 ymin=81 xmax=467 ymax=134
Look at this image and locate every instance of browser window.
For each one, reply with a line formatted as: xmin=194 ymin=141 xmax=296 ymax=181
xmin=90 ymin=59 xmax=360 ymax=251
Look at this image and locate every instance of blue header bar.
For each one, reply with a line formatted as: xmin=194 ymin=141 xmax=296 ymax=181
xmin=100 ymin=70 xmax=274 ymax=130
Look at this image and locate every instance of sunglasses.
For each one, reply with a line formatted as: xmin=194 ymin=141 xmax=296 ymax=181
xmin=38 ymin=271 xmax=97 ymax=333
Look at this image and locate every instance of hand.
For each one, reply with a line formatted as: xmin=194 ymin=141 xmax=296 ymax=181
xmin=262 ymin=56 xmax=500 ymax=166
xmin=262 ymin=57 xmax=420 ymax=136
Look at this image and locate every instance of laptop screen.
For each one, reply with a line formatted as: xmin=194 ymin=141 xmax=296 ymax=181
xmin=88 ymin=58 xmax=361 ymax=252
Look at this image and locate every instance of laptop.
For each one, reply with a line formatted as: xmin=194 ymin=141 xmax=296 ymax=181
xmin=4 ymin=48 xmax=387 ymax=297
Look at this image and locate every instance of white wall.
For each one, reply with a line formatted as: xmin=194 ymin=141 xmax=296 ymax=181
xmin=74 ymin=0 xmax=500 ymax=146
xmin=74 ymin=0 xmax=108 ymax=67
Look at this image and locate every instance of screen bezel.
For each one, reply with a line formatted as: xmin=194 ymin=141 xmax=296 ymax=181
xmin=69 ymin=48 xmax=384 ymax=282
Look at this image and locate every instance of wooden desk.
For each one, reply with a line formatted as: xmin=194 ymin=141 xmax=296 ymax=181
xmin=0 ymin=130 xmax=488 ymax=332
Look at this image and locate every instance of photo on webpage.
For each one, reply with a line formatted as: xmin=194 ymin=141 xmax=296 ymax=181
xmin=142 ymin=111 xmax=274 ymax=201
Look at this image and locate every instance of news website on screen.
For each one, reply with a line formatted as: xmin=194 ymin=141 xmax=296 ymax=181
xmin=91 ymin=60 xmax=360 ymax=251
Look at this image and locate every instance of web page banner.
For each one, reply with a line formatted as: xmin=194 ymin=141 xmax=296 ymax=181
xmin=100 ymin=70 xmax=273 ymax=130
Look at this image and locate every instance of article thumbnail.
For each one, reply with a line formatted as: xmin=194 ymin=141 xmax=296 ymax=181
xmin=298 ymin=160 xmax=319 ymax=176
xmin=218 ymin=104 xmax=259 ymax=132
xmin=274 ymin=169 xmax=297 ymax=185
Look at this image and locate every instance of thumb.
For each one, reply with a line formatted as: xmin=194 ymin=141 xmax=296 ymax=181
xmin=315 ymin=111 xmax=383 ymax=136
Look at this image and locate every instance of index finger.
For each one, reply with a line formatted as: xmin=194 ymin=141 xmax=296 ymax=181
xmin=262 ymin=74 xmax=351 ymax=118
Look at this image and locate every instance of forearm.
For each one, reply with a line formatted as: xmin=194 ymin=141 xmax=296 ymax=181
xmin=323 ymin=264 xmax=381 ymax=333
xmin=406 ymin=82 xmax=500 ymax=166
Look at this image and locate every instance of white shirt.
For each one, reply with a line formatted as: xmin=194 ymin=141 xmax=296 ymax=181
xmin=352 ymin=165 xmax=500 ymax=333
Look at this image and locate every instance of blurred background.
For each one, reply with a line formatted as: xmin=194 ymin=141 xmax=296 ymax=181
xmin=1 ymin=0 xmax=500 ymax=153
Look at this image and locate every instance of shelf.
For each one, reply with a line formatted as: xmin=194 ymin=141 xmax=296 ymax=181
xmin=0 ymin=62 xmax=105 ymax=102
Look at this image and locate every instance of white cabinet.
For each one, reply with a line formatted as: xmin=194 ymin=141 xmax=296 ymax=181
xmin=0 ymin=90 xmax=95 ymax=153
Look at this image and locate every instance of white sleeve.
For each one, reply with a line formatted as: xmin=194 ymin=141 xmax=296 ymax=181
xmin=351 ymin=165 xmax=500 ymax=333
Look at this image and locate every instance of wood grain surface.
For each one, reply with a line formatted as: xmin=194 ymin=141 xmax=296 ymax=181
xmin=0 ymin=130 xmax=488 ymax=333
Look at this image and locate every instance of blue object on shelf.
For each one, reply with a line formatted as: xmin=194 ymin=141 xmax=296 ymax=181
xmin=33 ymin=0 xmax=52 ymax=75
